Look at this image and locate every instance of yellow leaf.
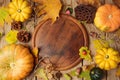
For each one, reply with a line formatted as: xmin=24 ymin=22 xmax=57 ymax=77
xmin=34 ymin=0 xmax=62 ymax=23
xmin=0 ymin=7 xmax=12 ymax=26
xmin=5 ymin=30 xmax=18 ymax=44
xmin=93 ymin=39 xmax=109 ymax=50
xmin=32 ymin=47 xmax=39 ymax=57
xmin=36 ymin=68 xmax=48 ymax=80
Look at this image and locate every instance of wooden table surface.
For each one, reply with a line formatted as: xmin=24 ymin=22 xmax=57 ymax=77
xmin=0 ymin=0 xmax=120 ymax=80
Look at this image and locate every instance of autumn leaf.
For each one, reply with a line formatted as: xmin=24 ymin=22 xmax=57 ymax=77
xmin=78 ymin=65 xmax=95 ymax=80
xmin=79 ymin=47 xmax=92 ymax=61
xmin=32 ymin=47 xmax=39 ymax=57
xmin=69 ymin=64 xmax=95 ymax=80
xmin=5 ymin=30 xmax=18 ymax=44
xmin=78 ymin=71 xmax=91 ymax=80
xmin=35 ymin=68 xmax=48 ymax=80
xmin=0 ymin=7 xmax=12 ymax=26
xmin=34 ymin=0 xmax=62 ymax=23
xmin=63 ymin=74 xmax=72 ymax=80
xmin=93 ymin=39 xmax=110 ymax=50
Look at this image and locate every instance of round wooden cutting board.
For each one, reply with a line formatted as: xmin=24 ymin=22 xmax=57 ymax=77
xmin=32 ymin=14 xmax=89 ymax=71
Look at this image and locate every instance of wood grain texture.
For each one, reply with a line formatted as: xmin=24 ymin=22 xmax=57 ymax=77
xmin=0 ymin=0 xmax=120 ymax=80
xmin=32 ymin=14 xmax=89 ymax=71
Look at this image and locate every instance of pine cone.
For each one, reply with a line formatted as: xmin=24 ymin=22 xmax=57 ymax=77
xmin=75 ymin=4 xmax=96 ymax=23
xmin=11 ymin=21 xmax=22 ymax=30
xmin=17 ymin=30 xmax=31 ymax=43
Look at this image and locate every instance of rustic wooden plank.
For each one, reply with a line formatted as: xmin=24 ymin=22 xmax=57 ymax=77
xmin=0 ymin=0 xmax=11 ymax=48
xmin=0 ymin=0 xmax=9 ymax=6
xmin=105 ymin=0 xmax=113 ymax=4
xmin=0 ymin=0 xmax=119 ymax=80
xmin=83 ymin=23 xmax=107 ymax=80
xmin=105 ymin=32 xmax=120 ymax=80
xmin=81 ymin=0 xmax=108 ymax=79
xmin=104 ymin=0 xmax=119 ymax=80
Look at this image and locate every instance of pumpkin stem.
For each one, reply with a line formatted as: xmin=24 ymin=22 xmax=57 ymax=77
xmin=108 ymin=14 xmax=112 ymax=19
xmin=10 ymin=63 xmax=15 ymax=68
xmin=17 ymin=9 xmax=22 ymax=13
xmin=105 ymin=55 xmax=109 ymax=59
xmin=91 ymin=71 xmax=95 ymax=74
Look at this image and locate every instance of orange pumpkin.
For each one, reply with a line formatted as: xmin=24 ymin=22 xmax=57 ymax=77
xmin=94 ymin=4 xmax=120 ymax=32
xmin=0 ymin=44 xmax=34 ymax=80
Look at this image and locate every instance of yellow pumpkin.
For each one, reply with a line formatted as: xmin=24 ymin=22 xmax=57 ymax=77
xmin=8 ymin=0 xmax=32 ymax=22
xmin=95 ymin=48 xmax=120 ymax=70
xmin=0 ymin=44 xmax=34 ymax=80
xmin=94 ymin=4 xmax=120 ymax=32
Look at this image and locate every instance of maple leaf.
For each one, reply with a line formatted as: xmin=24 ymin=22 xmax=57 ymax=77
xmin=34 ymin=0 xmax=62 ymax=23
xmin=0 ymin=7 xmax=12 ymax=26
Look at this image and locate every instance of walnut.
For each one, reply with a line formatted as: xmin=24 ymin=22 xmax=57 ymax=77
xmin=17 ymin=30 xmax=31 ymax=43
xmin=11 ymin=21 xmax=22 ymax=30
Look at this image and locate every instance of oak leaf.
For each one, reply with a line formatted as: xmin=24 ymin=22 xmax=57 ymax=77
xmin=34 ymin=0 xmax=62 ymax=23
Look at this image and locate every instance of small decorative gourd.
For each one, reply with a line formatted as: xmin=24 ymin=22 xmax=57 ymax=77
xmin=95 ymin=47 xmax=120 ymax=70
xmin=90 ymin=67 xmax=104 ymax=80
xmin=94 ymin=4 xmax=120 ymax=32
xmin=8 ymin=0 xmax=32 ymax=22
xmin=0 ymin=44 xmax=34 ymax=80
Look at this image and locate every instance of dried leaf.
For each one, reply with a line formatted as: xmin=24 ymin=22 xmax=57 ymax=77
xmin=32 ymin=47 xmax=39 ymax=57
xmin=0 ymin=7 xmax=12 ymax=26
xmin=5 ymin=30 xmax=18 ymax=44
xmin=79 ymin=47 xmax=92 ymax=61
xmin=34 ymin=0 xmax=62 ymax=23
xmin=69 ymin=70 xmax=77 ymax=76
xmin=78 ymin=71 xmax=91 ymax=80
xmin=63 ymin=74 xmax=72 ymax=80
xmin=69 ymin=64 xmax=95 ymax=79
xmin=93 ymin=39 xmax=110 ymax=50
xmin=77 ymin=0 xmax=101 ymax=7
xmin=82 ymin=64 xmax=95 ymax=71
xmin=78 ymin=65 xmax=95 ymax=80
xmin=35 ymin=68 xmax=48 ymax=80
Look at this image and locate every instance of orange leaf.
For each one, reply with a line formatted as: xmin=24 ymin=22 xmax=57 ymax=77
xmin=34 ymin=0 xmax=62 ymax=23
